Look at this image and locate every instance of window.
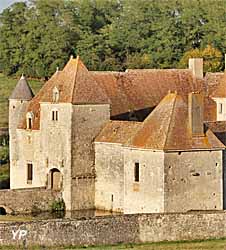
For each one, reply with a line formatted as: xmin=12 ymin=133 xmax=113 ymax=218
xmin=52 ymin=110 xmax=58 ymax=121
xmin=134 ymin=162 xmax=139 ymax=182
xmin=28 ymin=118 xmax=32 ymax=129
xmin=219 ymin=103 xmax=223 ymax=114
xmin=27 ymin=163 xmax=33 ymax=183
xmin=26 ymin=112 xmax=34 ymax=129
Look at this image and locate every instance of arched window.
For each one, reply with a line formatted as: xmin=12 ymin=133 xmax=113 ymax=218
xmin=52 ymin=86 xmax=59 ymax=103
xmin=26 ymin=112 xmax=34 ymax=129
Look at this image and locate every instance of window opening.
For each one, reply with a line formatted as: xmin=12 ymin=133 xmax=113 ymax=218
xmin=134 ymin=162 xmax=139 ymax=182
xmin=219 ymin=103 xmax=223 ymax=114
xmin=27 ymin=163 xmax=33 ymax=183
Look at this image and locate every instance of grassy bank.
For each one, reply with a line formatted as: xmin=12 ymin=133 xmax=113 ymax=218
xmin=0 ymin=163 xmax=9 ymax=181
xmin=0 ymin=73 xmax=43 ymax=128
xmin=0 ymin=238 xmax=226 ymax=249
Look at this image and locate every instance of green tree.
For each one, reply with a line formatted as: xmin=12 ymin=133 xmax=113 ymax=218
xmin=178 ymin=45 xmax=223 ymax=72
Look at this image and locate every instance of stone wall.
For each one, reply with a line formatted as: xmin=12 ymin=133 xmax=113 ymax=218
xmin=95 ymin=143 xmax=124 ymax=212
xmin=0 ymin=188 xmax=60 ymax=214
xmin=123 ymin=148 xmax=165 ymax=214
xmin=0 ymin=211 xmax=226 ymax=247
xmin=164 ymin=150 xmax=223 ymax=212
xmin=71 ymin=104 xmax=110 ymax=210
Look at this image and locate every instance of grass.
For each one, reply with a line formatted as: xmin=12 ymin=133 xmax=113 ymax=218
xmin=0 ymin=214 xmax=34 ymax=222
xmin=0 ymin=73 xmax=43 ymax=128
xmin=0 ymin=163 xmax=9 ymax=181
xmin=0 ymin=238 xmax=226 ymax=249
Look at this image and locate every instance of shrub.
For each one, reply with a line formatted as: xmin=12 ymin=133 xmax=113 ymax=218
xmin=51 ymin=198 xmax=65 ymax=212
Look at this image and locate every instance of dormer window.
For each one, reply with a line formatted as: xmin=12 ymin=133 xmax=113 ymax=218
xmin=26 ymin=112 xmax=34 ymax=129
xmin=52 ymin=109 xmax=58 ymax=121
xmin=52 ymin=86 xmax=59 ymax=103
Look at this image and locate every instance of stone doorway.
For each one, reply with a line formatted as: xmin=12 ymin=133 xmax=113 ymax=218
xmin=49 ymin=168 xmax=62 ymax=191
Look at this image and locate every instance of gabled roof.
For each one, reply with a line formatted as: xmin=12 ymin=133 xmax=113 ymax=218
xmin=91 ymin=69 xmax=202 ymax=116
xmin=9 ymin=75 xmax=34 ymax=100
xmin=126 ymin=93 xmax=224 ymax=151
xmin=39 ymin=56 xmax=110 ymax=104
xmin=18 ymin=56 xmax=110 ymax=130
xmin=210 ymin=73 xmax=226 ymax=98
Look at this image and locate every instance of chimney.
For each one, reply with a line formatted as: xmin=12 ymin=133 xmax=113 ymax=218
xmin=189 ymin=58 xmax=203 ymax=79
xmin=188 ymin=92 xmax=204 ymax=136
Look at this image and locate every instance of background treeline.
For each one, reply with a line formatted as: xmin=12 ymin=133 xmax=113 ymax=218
xmin=0 ymin=0 xmax=225 ymax=78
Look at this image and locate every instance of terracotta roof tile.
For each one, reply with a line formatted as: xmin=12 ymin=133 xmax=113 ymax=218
xmin=210 ymin=73 xmax=226 ymax=98
xmin=95 ymin=120 xmax=141 ymax=144
xmin=205 ymin=72 xmax=225 ymax=96
xmin=18 ymin=57 xmax=110 ymax=130
xmin=205 ymin=121 xmax=226 ymax=133
xmin=126 ymin=93 xmax=224 ymax=151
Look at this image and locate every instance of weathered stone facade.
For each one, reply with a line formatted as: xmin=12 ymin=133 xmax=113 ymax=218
xmin=8 ymin=56 xmax=226 ymax=214
xmin=0 ymin=211 xmax=226 ymax=247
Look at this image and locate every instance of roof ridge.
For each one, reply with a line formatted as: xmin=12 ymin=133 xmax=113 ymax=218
xmin=163 ymin=94 xmax=177 ymax=149
xmin=70 ymin=56 xmax=79 ymax=102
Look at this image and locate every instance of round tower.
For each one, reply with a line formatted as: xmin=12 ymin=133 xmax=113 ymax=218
xmin=9 ymin=75 xmax=34 ymax=184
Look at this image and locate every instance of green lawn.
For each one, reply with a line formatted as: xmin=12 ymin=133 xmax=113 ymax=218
xmin=0 ymin=73 xmax=43 ymax=128
xmin=0 ymin=163 xmax=9 ymax=181
xmin=0 ymin=239 xmax=226 ymax=250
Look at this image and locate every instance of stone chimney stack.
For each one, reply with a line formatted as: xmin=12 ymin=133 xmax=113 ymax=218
xmin=189 ymin=58 xmax=203 ymax=79
xmin=188 ymin=92 xmax=204 ymax=136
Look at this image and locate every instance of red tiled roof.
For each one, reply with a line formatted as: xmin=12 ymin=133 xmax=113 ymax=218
xmin=210 ymin=73 xmax=226 ymax=98
xmin=126 ymin=93 xmax=224 ymax=151
xmin=95 ymin=120 xmax=141 ymax=144
xmin=92 ymin=69 xmax=202 ymax=116
xmin=205 ymin=72 xmax=225 ymax=96
xmin=19 ymin=57 xmax=110 ymax=130
xmin=18 ymin=57 xmax=218 ymax=130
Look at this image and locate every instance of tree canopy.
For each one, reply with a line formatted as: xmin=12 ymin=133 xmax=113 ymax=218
xmin=0 ymin=0 xmax=225 ymax=78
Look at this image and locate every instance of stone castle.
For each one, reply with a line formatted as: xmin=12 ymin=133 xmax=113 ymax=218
xmin=8 ymin=56 xmax=226 ymax=214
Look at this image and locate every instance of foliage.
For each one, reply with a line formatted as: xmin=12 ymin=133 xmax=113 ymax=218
xmin=0 ymin=146 xmax=9 ymax=165
xmin=179 ymin=45 xmax=223 ymax=72
xmin=0 ymin=163 xmax=9 ymax=181
xmin=51 ymin=198 xmax=65 ymax=212
xmin=0 ymin=0 xmax=225 ymax=77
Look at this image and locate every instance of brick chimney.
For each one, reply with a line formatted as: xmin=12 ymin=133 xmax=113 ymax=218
xmin=188 ymin=92 xmax=204 ymax=136
xmin=189 ymin=58 xmax=203 ymax=79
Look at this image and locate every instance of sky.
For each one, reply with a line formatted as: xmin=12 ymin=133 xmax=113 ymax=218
xmin=0 ymin=0 xmax=25 ymax=13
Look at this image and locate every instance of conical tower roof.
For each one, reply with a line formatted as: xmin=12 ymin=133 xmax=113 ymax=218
xmin=9 ymin=75 xmax=34 ymax=100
